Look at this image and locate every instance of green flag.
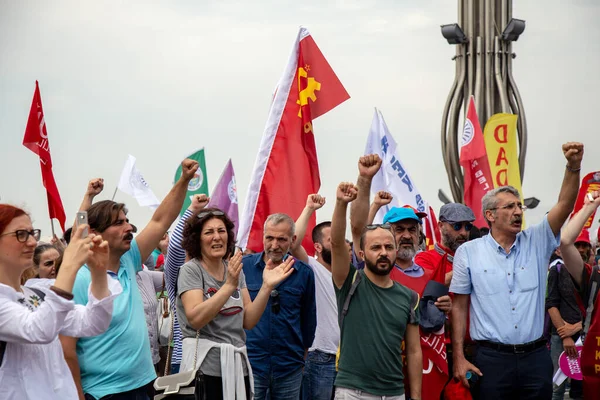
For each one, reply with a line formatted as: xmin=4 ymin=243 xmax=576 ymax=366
xmin=174 ymin=148 xmax=208 ymax=215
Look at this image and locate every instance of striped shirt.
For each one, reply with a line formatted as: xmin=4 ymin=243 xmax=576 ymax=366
xmin=164 ymin=210 xmax=193 ymax=365
xmin=136 ymin=269 xmax=163 ymax=364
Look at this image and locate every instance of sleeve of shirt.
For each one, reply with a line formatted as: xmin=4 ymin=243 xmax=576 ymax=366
xmin=449 ymin=245 xmax=472 ymax=294
xmin=301 ymin=266 xmax=317 ymax=350
xmin=165 ymin=210 xmax=193 ymax=310
xmin=545 ymin=265 xmax=561 ymax=310
xmin=530 ymin=216 xmax=561 ymax=263
xmin=0 ymin=290 xmax=74 ymax=344
xmin=177 ymin=263 xmax=204 ymax=296
xmin=60 ymin=277 xmax=123 ymax=337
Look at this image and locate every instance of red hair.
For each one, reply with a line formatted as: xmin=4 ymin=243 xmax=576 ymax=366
xmin=0 ymin=205 xmax=28 ymax=235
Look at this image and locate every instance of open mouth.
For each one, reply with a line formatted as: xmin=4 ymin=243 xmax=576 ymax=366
xmin=211 ymin=244 xmax=224 ymax=250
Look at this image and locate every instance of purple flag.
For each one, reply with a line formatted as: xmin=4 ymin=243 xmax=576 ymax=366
xmin=207 ymin=159 xmax=239 ymax=236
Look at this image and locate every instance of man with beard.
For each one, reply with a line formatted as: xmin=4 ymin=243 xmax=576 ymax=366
xmin=242 ymin=213 xmax=317 ymax=400
xmin=415 ymin=203 xmax=476 ymax=287
xmin=450 ymin=141 xmax=584 ymax=400
xmin=290 ymin=194 xmax=339 ymax=400
xmin=331 ymin=181 xmax=422 ymax=400
xmin=61 ymin=159 xmax=199 ymax=400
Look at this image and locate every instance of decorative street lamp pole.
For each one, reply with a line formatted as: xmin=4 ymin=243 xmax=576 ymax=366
xmin=440 ymin=0 xmax=527 ymax=203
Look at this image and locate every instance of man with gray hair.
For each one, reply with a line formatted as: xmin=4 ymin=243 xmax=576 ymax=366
xmin=242 ymin=213 xmax=317 ymax=400
xmin=450 ymin=142 xmax=584 ymax=399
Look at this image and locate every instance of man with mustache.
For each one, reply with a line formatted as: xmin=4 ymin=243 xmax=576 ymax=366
xmin=331 ymin=181 xmax=422 ymax=399
xmin=415 ymin=203 xmax=476 ymax=286
xmin=450 ymin=142 xmax=584 ymax=400
xmin=242 ymin=213 xmax=317 ymax=400
xmin=61 ymin=159 xmax=199 ymax=400
xmin=290 ymin=194 xmax=339 ymax=400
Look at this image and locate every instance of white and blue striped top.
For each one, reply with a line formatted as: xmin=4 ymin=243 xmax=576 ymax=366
xmin=164 ymin=210 xmax=193 ymax=366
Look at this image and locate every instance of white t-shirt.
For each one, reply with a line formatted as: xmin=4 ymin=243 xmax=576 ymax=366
xmin=307 ymin=257 xmax=340 ymax=354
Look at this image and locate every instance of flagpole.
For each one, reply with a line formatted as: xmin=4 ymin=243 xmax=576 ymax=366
xmin=111 ymin=186 xmax=118 ymax=201
xmin=50 ymin=219 xmax=56 ymax=238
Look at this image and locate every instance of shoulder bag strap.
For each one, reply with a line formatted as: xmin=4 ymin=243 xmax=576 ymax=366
xmin=340 ymin=270 xmax=361 ymax=330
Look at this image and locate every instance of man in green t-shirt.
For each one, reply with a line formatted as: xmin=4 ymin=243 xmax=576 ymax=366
xmin=331 ymin=181 xmax=422 ymax=400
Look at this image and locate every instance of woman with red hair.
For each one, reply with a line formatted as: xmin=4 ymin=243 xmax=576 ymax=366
xmin=0 ymin=204 xmax=122 ymax=399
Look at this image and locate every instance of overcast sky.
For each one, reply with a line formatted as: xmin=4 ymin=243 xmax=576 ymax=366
xmin=1 ymin=0 xmax=599 ymax=241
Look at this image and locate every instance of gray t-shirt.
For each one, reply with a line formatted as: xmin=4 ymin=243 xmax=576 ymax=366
xmin=176 ymin=258 xmax=247 ymax=376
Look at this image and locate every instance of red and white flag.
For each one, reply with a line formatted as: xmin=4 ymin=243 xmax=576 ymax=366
xmin=23 ymin=81 xmax=66 ymax=232
xmin=460 ymin=96 xmax=493 ymax=228
xmin=238 ymin=27 xmax=350 ymax=253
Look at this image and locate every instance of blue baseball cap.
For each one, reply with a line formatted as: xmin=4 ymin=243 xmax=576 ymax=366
xmin=383 ymin=207 xmax=421 ymax=224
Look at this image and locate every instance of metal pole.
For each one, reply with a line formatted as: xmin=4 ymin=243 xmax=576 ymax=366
xmin=111 ymin=186 xmax=118 ymax=201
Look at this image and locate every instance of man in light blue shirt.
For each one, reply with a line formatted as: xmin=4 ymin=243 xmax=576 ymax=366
xmin=450 ymin=142 xmax=584 ymax=400
xmin=61 ymin=160 xmax=199 ymax=400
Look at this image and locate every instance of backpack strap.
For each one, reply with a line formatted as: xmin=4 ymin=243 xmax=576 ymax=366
xmin=339 ymin=270 xmax=362 ymax=329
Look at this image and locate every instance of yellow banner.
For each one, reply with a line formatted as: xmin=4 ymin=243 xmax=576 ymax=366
xmin=483 ymin=113 xmax=523 ymax=197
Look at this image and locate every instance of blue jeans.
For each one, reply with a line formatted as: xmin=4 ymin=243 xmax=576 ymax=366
xmin=254 ymin=367 xmax=303 ymax=400
xmin=302 ymin=350 xmax=337 ymax=400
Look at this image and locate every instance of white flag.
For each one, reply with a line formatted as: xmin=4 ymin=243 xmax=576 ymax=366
xmin=117 ymin=154 xmax=160 ymax=210
xmin=364 ymin=108 xmax=428 ymax=223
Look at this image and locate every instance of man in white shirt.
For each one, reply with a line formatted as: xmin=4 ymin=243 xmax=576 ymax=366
xmin=292 ymin=194 xmax=339 ymax=400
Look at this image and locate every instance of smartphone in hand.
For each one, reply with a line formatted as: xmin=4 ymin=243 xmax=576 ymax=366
xmin=76 ymin=211 xmax=88 ymax=237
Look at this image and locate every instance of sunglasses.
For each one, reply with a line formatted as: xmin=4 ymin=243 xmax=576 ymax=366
xmin=197 ymin=210 xmax=225 ymax=219
xmin=270 ymin=290 xmax=280 ymax=314
xmin=447 ymin=222 xmax=473 ymax=232
xmin=0 ymin=229 xmax=41 ymax=243
xmin=365 ymin=223 xmax=393 ymax=232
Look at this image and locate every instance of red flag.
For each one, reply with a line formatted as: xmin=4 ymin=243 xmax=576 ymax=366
xmin=460 ymin=96 xmax=493 ymax=228
xmin=239 ymin=28 xmax=349 ymax=253
xmin=581 ymin=286 xmax=600 ymax=397
xmin=424 ymin=206 xmax=441 ymax=251
xmin=569 ymin=172 xmax=600 ymax=229
xmin=23 ymin=81 xmax=66 ymax=232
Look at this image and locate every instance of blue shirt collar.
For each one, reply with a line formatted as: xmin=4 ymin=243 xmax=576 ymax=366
xmin=484 ymin=231 xmax=521 ymax=254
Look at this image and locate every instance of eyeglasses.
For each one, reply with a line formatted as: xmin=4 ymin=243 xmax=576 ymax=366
xmin=197 ymin=210 xmax=225 ymax=219
xmin=0 ymin=229 xmax=41 ymax=243
xmin=489 ymin=202 xmax=526 ymax=212
xmin=449 ymin=222 xmax=473 ymax=232
xmin=365 ymin=223 xmax=393 ymax=232
xmin=270 ymin=290 xmax=280 ymax=314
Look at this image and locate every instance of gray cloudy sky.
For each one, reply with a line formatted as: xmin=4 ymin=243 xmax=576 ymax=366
xmin=1 ymin=0 xmax=599 ymax=240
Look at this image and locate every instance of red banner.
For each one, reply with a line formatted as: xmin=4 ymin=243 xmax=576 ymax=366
xmin=570 ymin=172 xmax=600 ymax=229
xmin=459 ymin=96 xmax=493 ymax=228
xmin=391 ymin=270 xmax=449 ymax=400
xmin=23 ymin=81 xmax=66 ymax=232
xmin=239 ymin=28 xmax=349 ymax=253
xmin=581 ymin=293 xmax=600 ymax=397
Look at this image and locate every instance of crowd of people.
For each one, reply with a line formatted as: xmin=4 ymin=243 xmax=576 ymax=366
xmin=1 ymin=142 xmax=599 ymax=400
